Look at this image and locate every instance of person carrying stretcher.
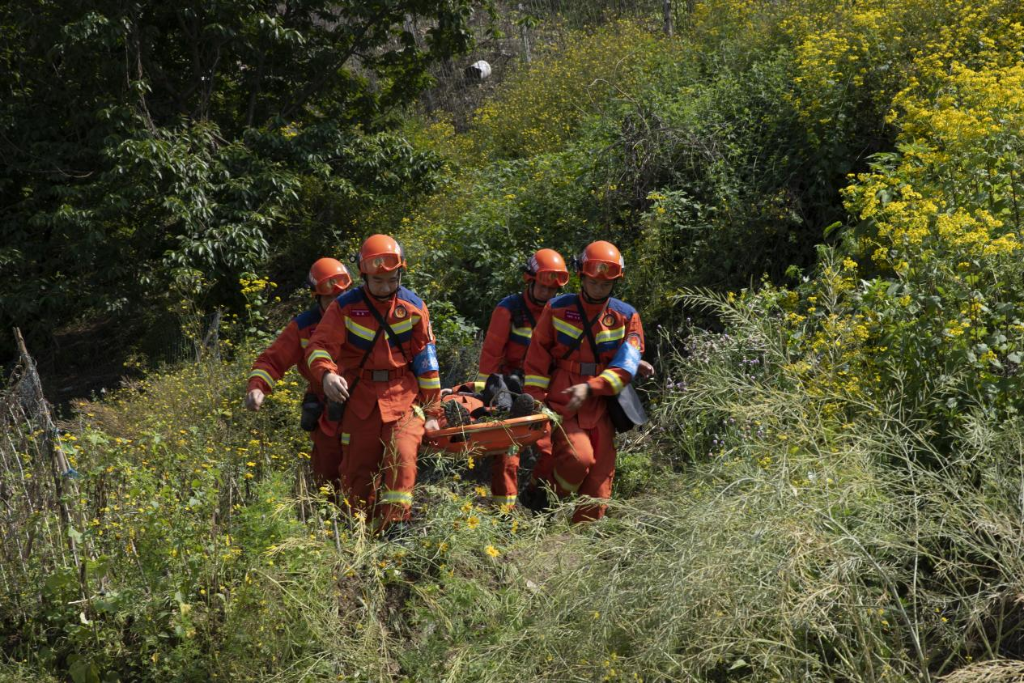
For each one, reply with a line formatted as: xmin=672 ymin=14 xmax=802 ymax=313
xmin=475 ymin=249 xmax=569 ymax=507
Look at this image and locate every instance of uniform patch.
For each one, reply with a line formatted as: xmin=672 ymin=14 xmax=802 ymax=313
xmin=602 ymin=313 xmax=615 ymax=327
xmin=394 ymin=305 xmax=408 ymax=319
xmin=564 ymin=309 xmax=581 ymax=322
xmin=350 ymin=308 xmax=370 ymax=317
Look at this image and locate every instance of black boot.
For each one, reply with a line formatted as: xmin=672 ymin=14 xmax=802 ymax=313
xmin=519 ymin=483 xmax=550 ymax=513
xmin=511 ymin=393 xmax=536 ymax=418
xmin=443 ymin=399 xmax=472 ymax=427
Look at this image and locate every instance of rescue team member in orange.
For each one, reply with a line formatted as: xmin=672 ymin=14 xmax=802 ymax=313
xmin=305 ymin=235 xmax=441 ymax=533
xmin=522 ymin=241 xmax=645 ymax=523
xmin=477 ymin=249 xmax=569 ymax=507
xmin=245 ymin=258 xmax=352 ymax=487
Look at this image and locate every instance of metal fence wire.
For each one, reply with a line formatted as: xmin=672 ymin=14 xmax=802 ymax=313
xmin=0 ymin=330 xmax=92 ymax=598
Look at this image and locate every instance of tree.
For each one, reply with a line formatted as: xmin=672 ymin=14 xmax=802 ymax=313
xmin=0 ymin=0 xmax=489 ymax=358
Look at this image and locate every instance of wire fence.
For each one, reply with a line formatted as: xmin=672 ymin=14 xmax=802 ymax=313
xmin=0 ymin=329 xmax=93 ymax=603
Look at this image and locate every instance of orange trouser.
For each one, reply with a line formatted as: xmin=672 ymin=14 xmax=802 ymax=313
xmin=310 ymin=426 xmax=343 ymax=489
xmin=340 ymin=403 xmax=423 ymax=530
xmin=549 ymin=414 xmax=616 ymax=523
xmin=491 ymin=431 xmax=551 ymax=506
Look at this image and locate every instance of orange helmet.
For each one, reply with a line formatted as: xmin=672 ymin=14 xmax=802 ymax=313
xmin=577 ymin=241 xmax=624 ymax=280
xmin=524 ymin=248 xmax=570 ymax=287
xmin=357 ymin=234 xmax=406 ymax=275
xmin=308 ymin=258 xmax=352 ymax=296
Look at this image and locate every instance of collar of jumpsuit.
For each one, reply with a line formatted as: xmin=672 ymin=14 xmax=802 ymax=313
xmin=364 ymin=285 xmax=398 ymax=315
xmin=576 ymin=291 xmax=609 ymax=321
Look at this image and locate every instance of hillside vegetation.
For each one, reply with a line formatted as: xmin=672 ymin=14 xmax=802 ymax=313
xmin=5 ymin=0 xmax=1024 ymax=681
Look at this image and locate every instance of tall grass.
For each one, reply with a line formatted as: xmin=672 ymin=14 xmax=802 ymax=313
xmin=6 ymin=291 xmax=1024 ymax=681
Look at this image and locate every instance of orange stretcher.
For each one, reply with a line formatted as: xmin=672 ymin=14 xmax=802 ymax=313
xmin=425 ymin=414 xmax=550 ymax=457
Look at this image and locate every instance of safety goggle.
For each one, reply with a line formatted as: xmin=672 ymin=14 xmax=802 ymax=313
xmin=535 ymin=270 xmax=570 ymax=287
xmin=579 ymin=259 xmax=623 ymax=280
xmin=316 ymin=275 xmax=350 ymax=295
xmin=360 ymin=252 xmax=404 ymax=274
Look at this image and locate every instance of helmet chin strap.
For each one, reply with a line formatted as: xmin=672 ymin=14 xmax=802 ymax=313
xmin=526 ymin=281 xmax=543 ymax=306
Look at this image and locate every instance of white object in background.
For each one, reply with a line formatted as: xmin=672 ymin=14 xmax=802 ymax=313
xmin=465 ymin=60 xmax=492 ymax=80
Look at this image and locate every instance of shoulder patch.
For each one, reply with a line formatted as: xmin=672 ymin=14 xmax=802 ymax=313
xmin=497 ymin=293 xmax=523 ymax=312
xmin=293 ymin=307 xmax=322 ymax=330
xmin=607 ymin=297 xmax=637 ymax=319
xmin=549 ymin=293 xmax=578 ymax=310
xmin=396 ymin=286 xmax=425 ymax=311
xmin=334 ymin=288 xmax=364 ymax=309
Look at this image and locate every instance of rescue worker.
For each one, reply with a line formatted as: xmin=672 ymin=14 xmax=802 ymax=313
xmin=305 ymin=234 xmax=441 ymax=533
xmin=521 ymin=240 xmax=645 ymax=523
xmin=245 ymin=258 xmax=352 ymax=488
xmin=476 ymin=248 xmax=569 ymax=507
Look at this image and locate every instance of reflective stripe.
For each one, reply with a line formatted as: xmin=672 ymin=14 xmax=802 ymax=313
xmin=390 ymin=315 xmax=420 ymax=336
xmin=475 ymin=373 xmax=490 ymax=383
xmin=509 ymin=327 xmax=532 ymax=346
xmin=249 ymin=369 xmax=276 ymax=388
xmin=473 ymin=381 xmax=486 ymax=392
xmin=491 ymin=495 xmax=516 ymax=506
xmin=599 ymin=369 xmax=625 ymax=395
xmin=345 ymin=316 xmax=376 ymax=342
xmin=380 ymin=490 xmax=413 ymax=507
xmin=595 ymin=326 xmax=625 ymax=346
xmin=418 ymin=376 xmax=442 ymax=390
xmin=341 ymin=433 xmax=351 ymax=445
xmin=553 ymin=467 xmax=581 ymax=493
xmin=307 ymin=349 xmax=332 ymax=368
xmin=525 ymin=375 xmax=550 ymax=389
xmin=300 ymin=338 xmax=310 ymax=348
xmin=552 ymin=317 xmax=582 ymax=339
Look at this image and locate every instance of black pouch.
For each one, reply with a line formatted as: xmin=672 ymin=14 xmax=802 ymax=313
xmin=606 ymin=384 xmax=648 ymax=434
xmin=300 ymin=392 xmax=323 ymax=432
xmin=327 ymin=400 xmax=345 ymax=423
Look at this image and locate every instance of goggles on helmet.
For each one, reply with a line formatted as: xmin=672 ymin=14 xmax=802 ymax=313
xmin=315 ymin=276 xmax=342 ymax=295
xmin=579 ymin=259 xmax=623 ymax=280
xmin=535 ymin=270 xmax=570 ymax=287
xmin=360 ymin=252 xmax=403 ymax=274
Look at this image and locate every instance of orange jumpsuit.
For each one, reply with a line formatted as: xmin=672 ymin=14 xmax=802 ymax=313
xmin=523 ymin=293 xmax=644 ymax=522
xmin=305 ymin=285 xmax=441 ymax=529
xmin=247 ymin=307 xmax=343 ymax=486
xmin=477 ymin=291 xmax=552 ymax=506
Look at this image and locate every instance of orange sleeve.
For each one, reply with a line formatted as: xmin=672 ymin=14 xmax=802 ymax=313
xmin=522 ymin=306 xmax=556 ymax=402
xmin=411 ymin=303 xmax=442 ymax=417
xmin=587 ymin=312 xmax=645 ymax=397
xmin=247 ymin=321 xmax=302 ymax=394
xmin=477 ymin=305 xmax=512 ymax=381
xmin=304 ymin=301 xmax=347 ymax=392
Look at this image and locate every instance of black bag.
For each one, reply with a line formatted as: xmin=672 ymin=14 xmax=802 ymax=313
xmin=606 ymin=383 xmax=647 ymax=433
xmin=300 ymin=392 xmax=323 ymax=432
xmin=572 ymin=298 xmax=647 ymax=434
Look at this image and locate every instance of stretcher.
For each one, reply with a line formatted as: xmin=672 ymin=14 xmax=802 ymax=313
xmin=425 ymin=413 xmax=550 ymax=457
